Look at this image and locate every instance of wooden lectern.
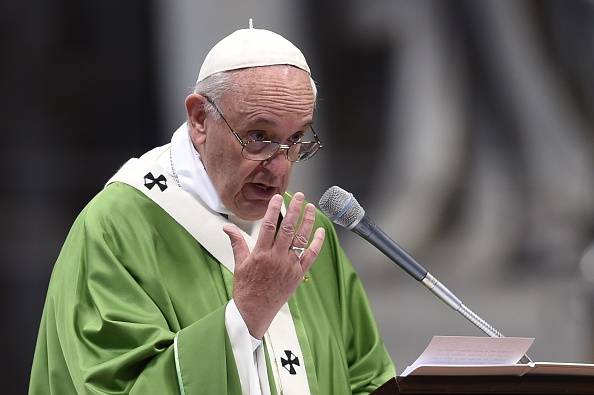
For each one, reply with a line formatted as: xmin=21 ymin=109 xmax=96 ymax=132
xmin=371 ymin=374 xmax=594 ymax=394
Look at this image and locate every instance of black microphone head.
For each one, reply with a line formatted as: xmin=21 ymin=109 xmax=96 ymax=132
xmin=319 ymin=186 xmax=365 ymax=229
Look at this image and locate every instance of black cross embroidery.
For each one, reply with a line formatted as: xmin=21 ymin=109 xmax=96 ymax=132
xmin=144 ymin=172 xmax=168 ymax=192
xmin=281 ymin=350 xmax=300 ymax=375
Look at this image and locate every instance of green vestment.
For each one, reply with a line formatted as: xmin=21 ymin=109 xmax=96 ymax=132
xmin=29 ymin=180 xmax=395 ymax=394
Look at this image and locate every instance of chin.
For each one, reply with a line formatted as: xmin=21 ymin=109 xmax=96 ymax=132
xmin=234 ymin=203 xmax=268 ymax=221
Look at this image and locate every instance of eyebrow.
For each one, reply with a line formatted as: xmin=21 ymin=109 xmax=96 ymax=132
xmin=246 ymin=117 xmax=277 ymax=128
xmin=244 ymin=117 xmax=314 ymax=131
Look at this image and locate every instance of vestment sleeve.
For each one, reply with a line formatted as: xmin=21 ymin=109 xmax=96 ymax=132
xmin=223 ymin=299 xmax=267 ymax=395
xmin=341 ymin=260 xmax=396 ymax=394
xmin=30 ymin=194 xmax=245 ymax=394
xmin=324 ymin=216 xmax=396 ymax=394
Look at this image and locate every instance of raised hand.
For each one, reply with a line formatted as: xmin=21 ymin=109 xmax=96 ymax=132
xmin=223 ymin=192 xmax=325 ymax=339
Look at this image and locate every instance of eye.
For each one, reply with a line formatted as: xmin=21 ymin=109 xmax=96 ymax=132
xmin=247 ymin=130 xmax=267 ymax=141
xmin=288 ymin=133 xmax=304 ymax=144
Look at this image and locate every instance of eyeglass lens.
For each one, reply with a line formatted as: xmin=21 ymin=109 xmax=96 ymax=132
xmin=244 ymin=141 xmax=319 ymax=162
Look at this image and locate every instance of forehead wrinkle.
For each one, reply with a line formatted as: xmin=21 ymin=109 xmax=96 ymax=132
xmin=239 ymin=109 xmax=314 ymax=131
xmin=227 ymin=67 xmax=314 ymax=105
xmin=238 ymin=87 xmax=314 ymax=111
xmin=222 ymin=67 xmax=315 ymax=131
xmin=242 ymin=115 xmax=278 ymax=128
xmin=230 ymin=94 xmax=314 ymax=126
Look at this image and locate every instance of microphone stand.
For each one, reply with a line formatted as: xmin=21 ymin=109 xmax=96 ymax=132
xmin=320 ymin=186 xmax=532 ymax=364
xmin=358 ymin=217 xmax=533 ymax=364
xmin=421 ymin=272 xmax=532 ymax=364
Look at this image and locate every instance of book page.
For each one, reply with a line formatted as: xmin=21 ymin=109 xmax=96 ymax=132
xmin=401 ymin=336 xmax=534 ymax=376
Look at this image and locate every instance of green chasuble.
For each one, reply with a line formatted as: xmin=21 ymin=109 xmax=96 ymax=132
xmin=29 ymin=182 xmax=395 ymax=394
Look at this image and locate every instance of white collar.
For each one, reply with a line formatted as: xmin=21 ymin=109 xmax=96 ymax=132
xmin=167 ymin=122 xmax=268 ymax=237
xmin=169 ymin=123 xmax=233 ymax=216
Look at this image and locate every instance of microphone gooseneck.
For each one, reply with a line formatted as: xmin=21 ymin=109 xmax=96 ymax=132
xmin=319 ymin=185 xmax=531 ymax=364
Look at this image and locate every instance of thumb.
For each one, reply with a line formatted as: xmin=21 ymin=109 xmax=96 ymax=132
xmin=223 ymin=225 xmax=250 ymax=267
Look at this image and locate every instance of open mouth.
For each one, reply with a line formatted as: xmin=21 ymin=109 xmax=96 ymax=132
xmin=254 ymin=183 xmax=273 ymax=191
xmin=248 ymin=182 xmax=277 ymax=199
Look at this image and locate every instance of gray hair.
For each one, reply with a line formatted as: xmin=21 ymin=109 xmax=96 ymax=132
xmin=193 ymin=72 xmax=231 ymax=121
xmin=192 ymin=66 xmax=318 ymax=121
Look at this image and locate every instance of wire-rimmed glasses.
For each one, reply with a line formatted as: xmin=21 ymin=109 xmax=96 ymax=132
xmin=203 ymin=96 xmax=323 ymax=162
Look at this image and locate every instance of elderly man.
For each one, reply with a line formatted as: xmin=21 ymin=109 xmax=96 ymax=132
xmin=29 ymin=23 xmax=395 ymax=394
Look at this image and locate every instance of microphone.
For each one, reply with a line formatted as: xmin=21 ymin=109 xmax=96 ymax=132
xmin=319 ymin=185 xmax=531 ymax=364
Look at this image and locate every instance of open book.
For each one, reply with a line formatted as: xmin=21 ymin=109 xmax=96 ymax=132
xmin=401 ymin=336 xmax=594 ymax=377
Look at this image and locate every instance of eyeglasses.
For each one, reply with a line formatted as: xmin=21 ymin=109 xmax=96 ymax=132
xmin=203 ymin=96 xmax=323 ymax=162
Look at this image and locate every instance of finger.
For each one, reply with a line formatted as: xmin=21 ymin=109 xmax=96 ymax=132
xmin=223 ymin=225 xmax=250 ymax=268
xmin=255 ymin=194 xmax=284 ymax=250
xmin=292 ymin=203 xmax=316 ymax=248
xmin=275 ymin=192 xmax=305 ymax=252
xmin=300 ymin=227 xmax=325 ymax=273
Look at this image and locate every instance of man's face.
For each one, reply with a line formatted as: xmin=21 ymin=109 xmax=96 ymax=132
xmin=188 ymin=66 xmax=315 ymax=221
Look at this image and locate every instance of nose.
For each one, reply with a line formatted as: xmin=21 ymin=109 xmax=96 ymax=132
xmin=261 ymin=150 xmax=292 ymax=176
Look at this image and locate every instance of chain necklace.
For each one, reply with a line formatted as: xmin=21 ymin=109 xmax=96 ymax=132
xmin=169 ymin=148 xmax=182 ymax=188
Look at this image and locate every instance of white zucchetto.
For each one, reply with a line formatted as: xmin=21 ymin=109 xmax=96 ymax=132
xmin=197 ymin=20 xmax=310 ymax=82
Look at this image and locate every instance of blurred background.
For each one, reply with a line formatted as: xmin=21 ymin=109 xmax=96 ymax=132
xmin=2 ymin=0 xmax=594 ymax=392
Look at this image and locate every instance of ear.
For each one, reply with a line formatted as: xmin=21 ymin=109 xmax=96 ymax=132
xmin=185 ymin=94 xmax=208 ymax=146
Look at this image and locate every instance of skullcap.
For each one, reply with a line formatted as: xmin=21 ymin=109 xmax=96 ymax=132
xmin=197 ymin=20 xmax=310 ymax=82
